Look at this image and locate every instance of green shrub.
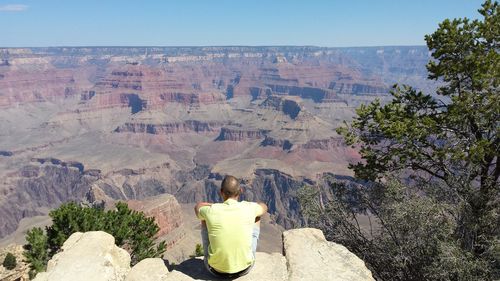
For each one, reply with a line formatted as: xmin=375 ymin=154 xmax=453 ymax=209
xmin=332 ymin=0 xmax=499 ymax=279
xmin=299 ymin=179 xmax=492 ymax=281
xmin=24 ymin=227 xmax=48 ymax=277
xmin=24 ymin=202 xmax=166 ymax=277
xmin=2 ymin=252 xmax=17 ymax=270
xmin=190 ymin=243 xmax=204 ymax=258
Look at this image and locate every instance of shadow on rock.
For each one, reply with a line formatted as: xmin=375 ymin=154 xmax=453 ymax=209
xmin=172 ymin=258 xmax=227 ymax=280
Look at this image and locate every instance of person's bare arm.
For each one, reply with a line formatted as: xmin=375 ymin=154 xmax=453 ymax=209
xmin=256 ymin=202 xmax=268 ymax=217
xmin=194 ymin=202 xmax=213 ymax=219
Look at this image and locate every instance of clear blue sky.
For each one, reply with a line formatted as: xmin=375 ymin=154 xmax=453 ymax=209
xmin=0 ymin=0 xmax=486 ymax=47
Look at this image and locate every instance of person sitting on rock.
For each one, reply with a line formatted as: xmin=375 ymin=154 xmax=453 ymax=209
xmin=194 ymin=175 xmax=268 ymax=278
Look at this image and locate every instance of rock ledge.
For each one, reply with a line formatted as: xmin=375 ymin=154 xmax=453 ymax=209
xmin=34 ymin=228 xmax=374 ymax=281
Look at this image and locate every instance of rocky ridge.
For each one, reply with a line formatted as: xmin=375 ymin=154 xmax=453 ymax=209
xmin=126 ymin=194 xmax=184 ymax=246
xmin=33 ymin=228 xmax=374 ymax=281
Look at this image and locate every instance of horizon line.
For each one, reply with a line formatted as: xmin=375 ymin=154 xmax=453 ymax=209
xmin=0 ymin=44 xmax=428 ymax=49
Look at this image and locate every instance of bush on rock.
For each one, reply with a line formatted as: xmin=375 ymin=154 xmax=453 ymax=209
xmin=24 ymin=202 xmax=166 ymax=277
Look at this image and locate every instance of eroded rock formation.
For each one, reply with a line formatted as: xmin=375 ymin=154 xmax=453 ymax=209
xmin=215 ymin=127 xmax=270 ymax=141
xmin=0 ymin=46 xmax=432 ymax=240
xmin=0 ymin=161 xmax=98 ymax=237
xmin=115 ymin=121 xmax=223 ymax=135
xmin=127 ymin=194 xmax=183 ymax=237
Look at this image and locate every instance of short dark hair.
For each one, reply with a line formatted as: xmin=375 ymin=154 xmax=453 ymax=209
xmin=221 ymin=175 xmax=240 ymax=197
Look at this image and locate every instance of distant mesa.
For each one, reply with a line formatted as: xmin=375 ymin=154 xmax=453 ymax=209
xmin=261 ymin=136 xmax=294 ymax=150
xmin=260 ymin=95 xmax=302 ymax=119
xmin=114 ymin=120 xmax=223 ymax=135
xmin=215 ymin=127 xmax=270 ymax=141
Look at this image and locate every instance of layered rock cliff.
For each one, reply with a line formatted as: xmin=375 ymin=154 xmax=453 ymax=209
xmin=127 ymin=194 xmax=183 ymax=239
xmin=215 ymin=127 xmax=270 ymax=141
xmin=0 ymin=160 xmax=98 ymax=237
xmin=0 ymin=46 xmax=432 ymax=241
xmin=115 ymin=120 xmax=223 ymax=135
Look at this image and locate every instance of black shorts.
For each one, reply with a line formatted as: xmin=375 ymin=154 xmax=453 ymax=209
xmin=206 ymin=262 xmax=254 ymax=279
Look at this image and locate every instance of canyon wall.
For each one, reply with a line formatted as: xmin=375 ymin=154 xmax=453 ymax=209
xmin=0 ymin=46 xmax=432 ymax=240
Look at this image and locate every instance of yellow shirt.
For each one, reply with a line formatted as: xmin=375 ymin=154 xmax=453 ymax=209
xmin=198 ymin=199 xmax=262 ymax=273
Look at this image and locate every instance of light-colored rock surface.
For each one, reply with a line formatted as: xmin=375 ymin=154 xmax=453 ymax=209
xmin=33 ymin=231 xmax=131 ymax=281
xmin=167 ymin=252 xmax=287 ymax=281
xmin=283 ymin=228 xmax=375 ymax=281
xmin=30 ymin=228 xmax=374 ymax=281
xmin=0 ymin=244 xmax=30 ymax=281
xmin=125 ymin=258 xmax=169 ymax=281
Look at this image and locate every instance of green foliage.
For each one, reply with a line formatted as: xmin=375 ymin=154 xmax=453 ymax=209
xmin=2 ymin=252 xmax=17 ymax=270
xmin=336 ymin=0 xmax=499 ymax=278
xmin=190 ymin=243 xmax=204 ymax=258
xmin=299 ymin=179 xmax=491 ymax=281
xmin=24 ymin=227 xmax=48 ymax=278
xmin=24 ymin=202 xmax=166 ymax=276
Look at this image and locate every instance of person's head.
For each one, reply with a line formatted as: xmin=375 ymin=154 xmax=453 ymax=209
xmin=220 ymin=175 xmax=241 ymax=200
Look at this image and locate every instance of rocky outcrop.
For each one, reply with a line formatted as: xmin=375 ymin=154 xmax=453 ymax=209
xmin=31 ymin=228 xmax=373 ymax=281
xmin=0 ymin=162 xmax=99 ymax=238
xmin=0 ymin=162 xmax=178 ymax=241
xmin=125 ymin=259 xmax=169 ymax=281
xmin=260 ymin=96 xmax=302 ymax=119
xmin=300 ymin=137 xmax=344 ymax=150
xmin=261 ymin=136 xmax=294 ymax=150
xmin=328 ymin=81 xmax=387 ymax=95
xmin=240 ymin=169 xmax=306 ymax=229
xmin=166 ymin=168 xmax=311 ymax=229
xmin=114 ymin=120 xmax=223 ymax=135
xmin=283 ymin=228 xmax=374 ymax=281
xmin=127 ymin=194 xmax=183 ymax=237
xmin=265 ymin=85 xmax=336 ymax=103
xmin=31 ymin=157 xmax=85 ymax=172
xmin=33 ymin=232 xmax=130 ymax=281
xmin=261 ymin=137 xmax=345 ymax=151
xmin=215 ymin=127 xmax=270 ymax=141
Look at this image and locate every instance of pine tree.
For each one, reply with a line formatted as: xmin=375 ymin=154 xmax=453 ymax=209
xmin=24 ymin=227 xmax=48 ymax=277
xmin=337 ymin=0 xmax=499 ymax=270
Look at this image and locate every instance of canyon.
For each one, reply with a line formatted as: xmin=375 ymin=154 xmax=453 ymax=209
xmin=0 ymin=46 xmax=434 ymax=252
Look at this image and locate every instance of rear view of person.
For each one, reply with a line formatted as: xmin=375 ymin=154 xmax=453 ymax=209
xmin=194 ymin=175 xmax=268 ymax=278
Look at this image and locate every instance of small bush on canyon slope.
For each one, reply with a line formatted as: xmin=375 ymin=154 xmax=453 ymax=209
xmin=302 ymin=1 xmax=499 ymax=280
xmin=24 ymin=202 xmax=166 ymax=277
xmin=2 ymin=252 xmax=17 ymax=270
